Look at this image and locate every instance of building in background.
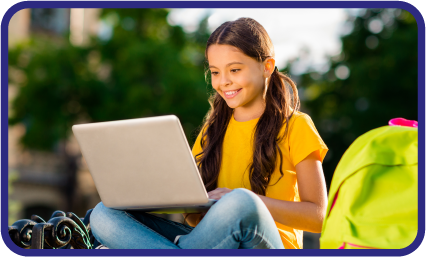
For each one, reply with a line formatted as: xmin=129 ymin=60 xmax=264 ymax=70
xmin=8 ymin=8 xmax=103 ymax=222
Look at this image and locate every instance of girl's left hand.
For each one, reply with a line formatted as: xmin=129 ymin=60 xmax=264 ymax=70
xmin=208 ymin=187 xmax=233 ymax=200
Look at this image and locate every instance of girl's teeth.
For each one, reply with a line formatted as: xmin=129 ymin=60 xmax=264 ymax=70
xmin=226 ymin=90 xmax=237 ymax=95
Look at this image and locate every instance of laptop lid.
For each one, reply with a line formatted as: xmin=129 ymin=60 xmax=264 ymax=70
xmin=72 ymin=115 xmax=209 ymax=209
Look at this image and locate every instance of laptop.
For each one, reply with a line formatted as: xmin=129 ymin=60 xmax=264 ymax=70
xmin=72 ymin=115 xmax=217 ymax=214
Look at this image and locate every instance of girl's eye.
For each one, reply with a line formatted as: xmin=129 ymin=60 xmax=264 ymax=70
xmin=231 ymin=69 xmax=240 ymax=73
xmin=211 ymin=71 xmax=219 ymax=76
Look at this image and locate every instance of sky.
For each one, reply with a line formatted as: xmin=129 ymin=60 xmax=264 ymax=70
xmin=167 ymin=9 xmax=362 ymax=74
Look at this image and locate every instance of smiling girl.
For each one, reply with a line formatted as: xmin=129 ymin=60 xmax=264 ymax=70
xmin=91 ymin=17 xmax=328 ymax=249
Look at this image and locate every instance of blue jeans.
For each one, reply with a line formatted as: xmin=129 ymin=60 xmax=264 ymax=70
xmin=91 ymin=188 xmax=285 ymax=249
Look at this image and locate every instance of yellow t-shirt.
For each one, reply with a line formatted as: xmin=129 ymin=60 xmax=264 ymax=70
xmin=191 ymin=111 xmax=328 ymax=249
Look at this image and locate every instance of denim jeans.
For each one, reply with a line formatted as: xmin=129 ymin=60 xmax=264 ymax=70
xmin=90 ymin=188 xmax=285 ymax=249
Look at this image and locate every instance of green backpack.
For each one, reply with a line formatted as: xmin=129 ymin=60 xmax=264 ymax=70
xmin=320 ymin=123 xmax=418 ymax=249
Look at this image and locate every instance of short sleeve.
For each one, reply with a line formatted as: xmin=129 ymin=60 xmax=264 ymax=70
xmin=288 ymin=114 xmax=328 ymax=167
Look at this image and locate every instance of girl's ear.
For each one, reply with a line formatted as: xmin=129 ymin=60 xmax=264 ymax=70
xmin=263 ymin=57 xmax=276 ymax=78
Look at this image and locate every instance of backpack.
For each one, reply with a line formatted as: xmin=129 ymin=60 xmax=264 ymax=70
xmin=320 ymin=121 xmax=418 ymax=249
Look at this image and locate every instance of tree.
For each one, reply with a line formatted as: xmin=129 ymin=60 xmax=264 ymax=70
xmin=8 ymin=8 xmax=211 ymax=213
xmin=292 ymin=9 xmax=417 ymax=189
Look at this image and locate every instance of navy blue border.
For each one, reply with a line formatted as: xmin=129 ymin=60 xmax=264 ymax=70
xmin=1 ymin=1 xmax=424 ymax=256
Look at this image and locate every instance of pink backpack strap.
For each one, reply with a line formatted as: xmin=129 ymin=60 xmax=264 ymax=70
xmin=388 ymin=118 xmax=417 ymax=128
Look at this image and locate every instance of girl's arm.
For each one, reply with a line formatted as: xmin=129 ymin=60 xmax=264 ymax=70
xmin=183 ymin=186 xmax=229 ymax=227
xmin=182 ymin=213 xmax=204 ymax=227
xmin=257 ymin=150 xmax=328 ymax=233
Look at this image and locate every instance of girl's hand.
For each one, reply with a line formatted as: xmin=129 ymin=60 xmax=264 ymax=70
xmin=208 ymin=187 xmax=233 ymax=200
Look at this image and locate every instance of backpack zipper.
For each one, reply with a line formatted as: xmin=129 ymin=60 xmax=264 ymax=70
xmin=338 ymin=242 xmax=380 ymax=249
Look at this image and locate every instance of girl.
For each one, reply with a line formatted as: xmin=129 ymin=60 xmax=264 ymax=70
xmin=91 ymin=17 xmax=328 ymax=249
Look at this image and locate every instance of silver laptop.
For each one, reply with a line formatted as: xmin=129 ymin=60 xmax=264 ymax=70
xmin=72 ymin=115 xmax=217 ymax=214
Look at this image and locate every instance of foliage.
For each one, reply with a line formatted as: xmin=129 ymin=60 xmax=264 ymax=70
xmin=8 ymin=170 xmax=22 ymax=225
xmin=293 ymin=9 xmax=418 ymax=188
xmin=9 ymin=8 xmax=211 ymax=151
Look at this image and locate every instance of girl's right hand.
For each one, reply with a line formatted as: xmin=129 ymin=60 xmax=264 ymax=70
xmin=208 ymin=187 xmax=233 ymax=200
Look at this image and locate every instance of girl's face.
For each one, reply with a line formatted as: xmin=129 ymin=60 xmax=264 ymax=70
xmin=207 ymin=44 xmax=270 ymax=111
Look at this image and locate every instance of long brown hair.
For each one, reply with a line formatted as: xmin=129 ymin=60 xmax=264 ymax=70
xmin=196 ymin=17 xmax=300 ymax=196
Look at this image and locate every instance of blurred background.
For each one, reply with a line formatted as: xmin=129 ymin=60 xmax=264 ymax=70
xmin=8 ymin=8 xmax=417 ymax=249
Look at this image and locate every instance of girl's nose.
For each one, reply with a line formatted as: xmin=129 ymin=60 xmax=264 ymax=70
xmin=219 ymin=73 xmax=232 ymax=88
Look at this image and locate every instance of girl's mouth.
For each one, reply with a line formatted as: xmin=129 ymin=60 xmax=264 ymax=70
xmin=223 ymin=88 xmax=242 ymax=99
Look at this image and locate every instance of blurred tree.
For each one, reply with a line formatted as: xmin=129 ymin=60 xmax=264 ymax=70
xmin=8 ymin=8 xmax=211 ymax=212
xmin=89 ymin=9 xmax=210 ymax=139
xmin=8 ymin=171 xmax=22 ymax=225
xmin=292 ymin=9 xmax=417 ymax=190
